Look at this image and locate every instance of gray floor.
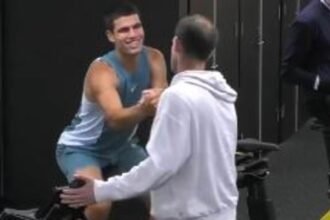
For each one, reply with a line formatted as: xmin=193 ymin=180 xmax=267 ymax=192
xmin=238 ymin=119 xmax=330 ymax=220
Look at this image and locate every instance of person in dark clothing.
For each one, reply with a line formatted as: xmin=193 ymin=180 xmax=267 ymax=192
xmin=281 ymin=0 xmax=330 ymax=194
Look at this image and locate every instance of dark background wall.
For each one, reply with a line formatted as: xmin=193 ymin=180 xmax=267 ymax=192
xmin=0 ymin=0 xmax=5 ymax=208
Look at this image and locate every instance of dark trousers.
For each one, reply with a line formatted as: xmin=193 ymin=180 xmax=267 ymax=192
xmin=306 ymin=92 xmax=330 ymax=195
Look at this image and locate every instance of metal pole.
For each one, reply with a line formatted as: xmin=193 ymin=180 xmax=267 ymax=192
xmin=294 ymin=0 xmax=301 ymax=131
xmin=258 ymin=0 xmax=264 ymax=140
xmin=179 ymin=0 xmax=189 ymax=17
xmin=211 ymin=0 xmax=218 ymax=70
xmin=0 ymin=0 xmax=5 ymax=203
xmin=296 ymin=0 xmax=301 ymax=15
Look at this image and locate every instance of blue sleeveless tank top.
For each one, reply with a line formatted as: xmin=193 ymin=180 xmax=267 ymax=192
xmin=57 ymin=48 xmax=151 ymax=153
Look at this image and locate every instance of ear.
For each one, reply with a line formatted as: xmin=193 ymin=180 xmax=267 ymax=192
xmin=105 ymin=30 xmax=115 ymax=43
xmin=173 ymin=36 xmax=183 ymax=54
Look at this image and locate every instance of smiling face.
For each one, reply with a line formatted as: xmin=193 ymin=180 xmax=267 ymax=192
xmin=107 ymin=14 xmax=145 ymax=56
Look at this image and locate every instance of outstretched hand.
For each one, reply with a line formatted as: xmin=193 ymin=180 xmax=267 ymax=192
xmin=60 ymin=175 xmax=96 ymax=208
xmin=139 ymin=88 xmax=164 ymax=107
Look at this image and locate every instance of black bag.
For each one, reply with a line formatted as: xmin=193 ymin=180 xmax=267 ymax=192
xmin=0 ymin=180 xmax=86 ymax=220
xmin=34 ymin=187 xmax=85 ymax=220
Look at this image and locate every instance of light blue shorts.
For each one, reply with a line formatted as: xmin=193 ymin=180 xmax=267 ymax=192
xmin=56 ymin=142 xmax=147 ymax=181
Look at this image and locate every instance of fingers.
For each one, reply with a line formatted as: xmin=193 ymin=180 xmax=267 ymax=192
xmin=141 ymin=91 xmax=153 ymax=103
xmin=61 ymin=188 xmax=81 ymax=196
xmin=141 ymin=91 xmax=159 ymax=105
xmin=142 ymin=88 xmax=163 ymax=105
xmin=142 ymin=89 xmax=153 ymax=96
xmin=60 ymin=183 xmax=94 ymax=207
xmin=60 ymin=190 xmax=90 ymax=207
xmin=61 ymin=196 xmax=88 ymax=208
xmin=138 ymin=88 xmax=163 ymax=115
xmin=60 ymin=188 xmax=83 ymax=203
xmin=141 ymin=89 xmax=159 ymax=100
xmin=150 ymin=97 xmax=159 ymax=107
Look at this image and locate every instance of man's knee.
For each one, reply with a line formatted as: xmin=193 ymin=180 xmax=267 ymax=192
xmin=85 ymin=202 xmax=111 ymax=220
xmin=75 ymin=166 xmax=103 ymax=180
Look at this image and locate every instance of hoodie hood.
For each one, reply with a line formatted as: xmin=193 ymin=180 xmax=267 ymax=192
xmin=171 ymin=70 xmax=237 ymax=103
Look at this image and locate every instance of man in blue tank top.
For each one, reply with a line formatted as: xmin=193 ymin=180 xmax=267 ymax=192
xmin=55 ymin=2 xmax=167 ymax=220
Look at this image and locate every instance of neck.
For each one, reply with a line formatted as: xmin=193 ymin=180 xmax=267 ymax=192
xmin=176 ymin=58 xmax=206 ymax=73
xmin=116 ymin=51 xmax=139 ymax=73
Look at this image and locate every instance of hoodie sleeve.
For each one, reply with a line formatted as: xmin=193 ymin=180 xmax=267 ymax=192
xmin=94 ymin=89 xmax=192 ymax=202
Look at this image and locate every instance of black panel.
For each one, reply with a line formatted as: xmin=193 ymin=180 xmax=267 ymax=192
xmin=0 ymin=0 xmax=5 ymax=207
xmin=237 ymin=0 xmax=260 ymax=139
xmin=3 ymin=0 xmax=178 ymax=207
xmin=297 ymin=0 xmax=312 ymax=128
xmin=280 ymin=88 xmax=297 ymax=140
xmin=279 ymin=0 xmax=298 ymax=141
xmin=217 ymin=0 xmax=239 ymax=89
xmin=179 ymin=0 xmax=189 ymax=16
xmin=262 ymin=0 xmax=281 ymax=142
xmin=190 ymin=0 xmax=214 ymax=20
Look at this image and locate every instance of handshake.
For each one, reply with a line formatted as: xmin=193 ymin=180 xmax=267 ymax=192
xmin=138 ymin=88 xmax=164 ymax=116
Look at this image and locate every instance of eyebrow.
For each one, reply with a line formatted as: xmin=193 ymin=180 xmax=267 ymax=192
xmin=117 ymin=22 xmax=142 ymax=33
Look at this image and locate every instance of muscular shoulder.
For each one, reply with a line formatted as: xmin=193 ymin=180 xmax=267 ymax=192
xmin=144 ymin=46 xmax=168 ymax=88
xmin=84 ymin=59 xmax=118 ymax=100
xmin=145 ymin=46 xmax=165 ymax=64
xmin=86 ymin=59 xmax=117 ymax=83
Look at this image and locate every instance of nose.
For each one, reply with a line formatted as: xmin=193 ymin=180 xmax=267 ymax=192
xmin=128 ymin=27 xmax=139 ymax=38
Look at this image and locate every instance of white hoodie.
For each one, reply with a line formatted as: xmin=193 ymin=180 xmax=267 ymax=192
xmin=94 ymin=70 xmax=239 ymax=220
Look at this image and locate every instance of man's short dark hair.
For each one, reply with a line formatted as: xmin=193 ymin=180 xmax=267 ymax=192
xmin=104 ymin=2 xmax=141 ymax=32
xmin=175 ymin=14 xmax=218 ymax=60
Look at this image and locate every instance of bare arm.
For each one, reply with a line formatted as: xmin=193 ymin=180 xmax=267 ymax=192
xmin=142 ymin=47 xmax=168 ymax=106
xmin=85 ymin=60 xmax=153 ymax=130
xmin=147 ymin=47 xmax=168 ymax=89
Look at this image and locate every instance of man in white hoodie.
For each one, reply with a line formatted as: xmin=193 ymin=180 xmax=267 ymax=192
xmin=60 ymin=14 xmax=239 ymax=220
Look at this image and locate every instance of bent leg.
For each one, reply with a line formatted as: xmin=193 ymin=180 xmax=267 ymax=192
xmin=56 ymin=146 xmax=111 ymax=220
xmin=76 ymin=166 xmax=111 ymax=220
xmin=116 ymin=143 xmax=151 ymax=218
